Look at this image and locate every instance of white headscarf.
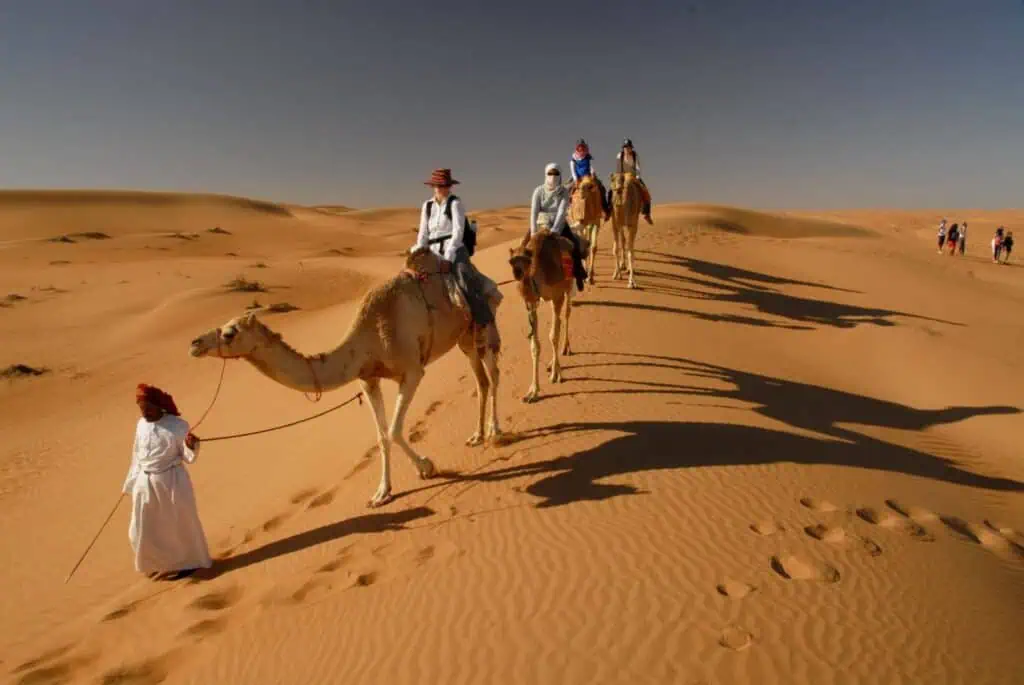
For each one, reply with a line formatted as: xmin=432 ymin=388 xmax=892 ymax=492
xmin=544 ymin=162 xmax=561 ymax=191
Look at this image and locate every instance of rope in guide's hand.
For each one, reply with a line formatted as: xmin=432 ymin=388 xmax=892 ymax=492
xmin=199 ymin=392 xmax=363 ymax=443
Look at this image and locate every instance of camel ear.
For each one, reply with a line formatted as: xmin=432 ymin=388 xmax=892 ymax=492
xmin=240 ymin=312 xmax=257 ymax=327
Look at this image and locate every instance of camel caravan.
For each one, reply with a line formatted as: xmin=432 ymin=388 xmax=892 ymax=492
xmin=189 ymin=139 xmax=652 ymax=507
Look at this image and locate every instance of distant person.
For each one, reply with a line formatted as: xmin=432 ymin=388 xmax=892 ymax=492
xmin=614 ymin=139 xmax=653 ymax=224
xmin=568 ymin=139 xmax=611 ymax=221
xmin=937 ymin=219 xmax=947 ymax=253
xmin=958 ymin=221 xmax=967 ymax=255
xmin=947 ymin=224 xmax=959 ymax=255
xmin=1002 ymin=231 xmax=1013 ymax=263
xmin=992 ymin=227 xmax=1005 ymax=263
xmin=413 ymin=168 xmax=497 ymax=345
xmin=529 ymin=162 xmax=587 ymax=291
xmin=124 ymin=384 xmax=212 ymax=580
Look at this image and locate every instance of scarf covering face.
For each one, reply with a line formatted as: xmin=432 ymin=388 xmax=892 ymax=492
xmin=136 ymin=383 xmax=180 ymax=416
xmin=544 ymin=162 xmax=561 ymax=191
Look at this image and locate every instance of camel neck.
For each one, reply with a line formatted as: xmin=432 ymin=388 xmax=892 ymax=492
xmin=244 ymin=330 xmax=369 ymax=395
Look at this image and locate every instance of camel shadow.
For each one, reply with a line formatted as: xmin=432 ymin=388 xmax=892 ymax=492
xmin=623 ymin=252 xmax=961 ymax=330
xmin=198 ymin=507 xmax=434 ymax=579
xmin=474 ymin=419 xmax=1023 ymax=509
xmin=410 ymin=353 xmax=1022 ymax=507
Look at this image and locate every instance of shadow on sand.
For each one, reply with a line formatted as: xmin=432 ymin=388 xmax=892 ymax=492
xmin=400 ymin=353 xmax=1021 ymax=509
xmin=591 ymin=251 xmax=964 ymax=330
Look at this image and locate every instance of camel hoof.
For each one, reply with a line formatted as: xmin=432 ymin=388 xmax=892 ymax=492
xmin=367 ymin=490 xmax=394 ymax=508
xmin=522 ymin=392 xmax=539 ymax=404
xmin=628 ymin=281 xmax=638 ymax=290
xmin=465 ymin=433 xmax=484 ymax=447
xmin=418 ymin=458 xmax=437 ymax=478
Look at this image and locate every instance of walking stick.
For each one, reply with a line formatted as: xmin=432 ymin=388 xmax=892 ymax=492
xmin=65 ymin=492 xmax=124 ymax=583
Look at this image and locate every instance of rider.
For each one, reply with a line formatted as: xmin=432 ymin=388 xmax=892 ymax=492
xmin=568 ymin=138 xmax=611 ymax=221
xmin=413 ymin=168 xmax=496 ymax=338
xmin=615 ymin=139 xmax=653 ymax=224
xmin=528 ymin=162 xmax=587 ymax=292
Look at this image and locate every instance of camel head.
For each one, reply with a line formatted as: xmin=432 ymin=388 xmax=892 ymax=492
xmin=189 ymin=312 xmax=271 ymax=359
xmin=404 ymin=246 xmax=443 ymax=276
xmin=508 ymin=244 xmax=533 ymax=282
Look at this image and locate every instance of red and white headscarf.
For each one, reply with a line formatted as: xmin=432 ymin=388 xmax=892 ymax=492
xmin=136 ymin=383 xmax=180 ymax=416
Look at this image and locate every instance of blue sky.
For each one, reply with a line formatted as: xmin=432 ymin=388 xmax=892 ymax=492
xmin=1 ymin=0 xmax=1022 ymax=209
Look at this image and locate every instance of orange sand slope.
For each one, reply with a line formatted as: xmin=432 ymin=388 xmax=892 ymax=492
xmin=1 ymin=191 xmax=1022 ymax=684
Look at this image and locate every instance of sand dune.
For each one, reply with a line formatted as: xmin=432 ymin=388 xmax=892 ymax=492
xmin=1 ymin=192 xmax=1022 ymax=684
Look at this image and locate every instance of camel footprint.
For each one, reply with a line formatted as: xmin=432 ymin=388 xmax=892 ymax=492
xmin=799 ymin=497 xmax=841 ymax=513
xmin=344 ymin=446 xmax=376 ymax=480
xmin=804 ymin=524 xmax=882 ymax=557
xmin=716 ymin=579 xmax=757 ymax=599
xmin=749 ymin=520 xmax=785 ymax=536
xmin=770 ymin=554 xmax=841 ymax=583
xmin=940 ymin=516 xmax=1024 ymax=561
xmin=307 ymin=488 xmax=336 ymax=510
xmin=718 ymin=625 xmax=755 ymax=651
xmin=856 ymin=507 xmax=935 ymax=541
xmin=188 ymin=585 xmax=242 ymax=612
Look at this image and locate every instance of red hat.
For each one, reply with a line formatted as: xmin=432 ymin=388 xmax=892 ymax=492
xmin=136 ymin=383 xmax=180 ymax=416
xmin=424 ymin=168 xmax=460 ymax=187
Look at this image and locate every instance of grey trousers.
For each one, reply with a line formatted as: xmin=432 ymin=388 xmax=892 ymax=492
xmin=451 ymin=248 xmax=494 ymax=327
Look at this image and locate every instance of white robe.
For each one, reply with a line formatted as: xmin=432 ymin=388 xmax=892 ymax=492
xmin=122 ymin=414 xmax=212 ymax=574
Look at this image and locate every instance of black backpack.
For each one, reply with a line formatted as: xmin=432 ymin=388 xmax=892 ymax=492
xmin=425 ymin=194 xmax=477 ymax=257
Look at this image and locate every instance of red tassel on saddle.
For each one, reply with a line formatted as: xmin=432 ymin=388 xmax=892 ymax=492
xmin=561 ymin=253 xmax=575 ymax=282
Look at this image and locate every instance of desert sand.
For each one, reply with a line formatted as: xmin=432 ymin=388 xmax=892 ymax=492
xmin=1 ymin=190 xmax=1021 ymax=684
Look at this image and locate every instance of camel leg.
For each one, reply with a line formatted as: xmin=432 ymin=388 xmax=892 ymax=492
xmin=549 ymin=295 xmax=563 ymax=384
xmin=587 ymin=224 xmax=598 ymax=285
xmin=562 ymin=288 xmax=573 ymax=356
xmin=464 ymin=349 xmax=489 ymax=446
xmin=482 ymin=346 xmax=502 ymax=440
xmin=386 ymin=367 xmax=437 ymax=482
xmin=361 ymin=380 xmax=395 ymax=508
xmin=522 ymin=303 xmax=540 ymax=403
xmin=627 ymin=223 xmax=639 ymax=289
xmin=611 ymin=216 xmax=622 ymax=281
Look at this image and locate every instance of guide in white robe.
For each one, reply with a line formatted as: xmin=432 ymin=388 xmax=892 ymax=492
xmin=122 ymin=413 xmax=212 ymax=575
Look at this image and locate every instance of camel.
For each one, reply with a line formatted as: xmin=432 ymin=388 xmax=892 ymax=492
xmin=609 ymin=171 xmax=644 ymax=289
xmin=569 ymin=176 xmax=605 ymax=285
xmin=188 ymin=247 xmax=503 ymax=507
xmin=508 ymin=229 xmax=589 ymax=403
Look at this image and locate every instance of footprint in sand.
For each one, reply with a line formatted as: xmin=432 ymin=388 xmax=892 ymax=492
xmin=289 ymin=488 xmax=318 ymax=505
xmin=804 ymin=524 xmax=883 ymax=558
xmin=16 ymin=652 xmax=100 ymax=685
xmin=884 ymin=499 xmax=938 ymax=524
xmin=98 ymin=656 xmax=169 ymax=685
xmin=307 ymin=489 xmax=336 ymax=509
xmin=856 ymin=507 xmax=935 ymax=542
xmin=716 ymin=579 xmax=757 ymax=599
xmin=353 ymin=570 xmax=379 ymax=587
xmin=770 ymin=554 xmax=841 ymax=583
xmin=983 ymin=520 xmax=1024 ymax=549
xmin=750 ymin=520 xmax=784 ymax=536
xmin=290 ymin=578 xmax=332 ymax=603
xmin=188 ymin=585 xmax=242 ymax=612
xmin=344 ymin=447 xmax=376 ymax=480
xmin=424 ymin=401 xmax=443 ymax=417
xmin=102 ymin=599 xmax=142 ymax=623
xmin=941 ymin=516 xmax=1024 ymax=561
xmin=408 ymin=422 xmax=427 ymax=443
xmin=180 ymin=617 xmax=226 ymax=640
xmin=799 ymin=497 xmax=841 ymax=513
xmin=414 ymin=545 xmax=435 ymax=567
xmin=718 ymin=625 xmax=755 ymax=651
xmin=261 ymin=515 xmax=287 ymax=533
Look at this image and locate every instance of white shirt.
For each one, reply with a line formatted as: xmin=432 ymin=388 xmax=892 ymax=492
xmin=530 ymin=184 xmax=568 ymax=235
xmin=616 ymin=151 xmax=641 ymax=176
xmin=414 ymin=194 xmax=465 ymax=262
xmin=123 ymin=414 xmax=198 ymax=492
